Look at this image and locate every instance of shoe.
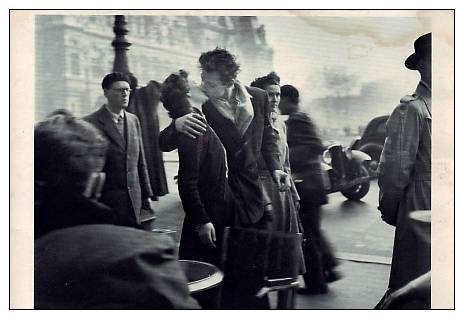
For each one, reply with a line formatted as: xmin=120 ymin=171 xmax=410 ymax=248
xmin=297 ymin=285 xmax=328 ymax=295
xmin=324 ymin=269 xmax=342 ymax=283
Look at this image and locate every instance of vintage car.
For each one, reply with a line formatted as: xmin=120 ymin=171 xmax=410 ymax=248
xmin=350 ymin=115 xmax=389 ymax=174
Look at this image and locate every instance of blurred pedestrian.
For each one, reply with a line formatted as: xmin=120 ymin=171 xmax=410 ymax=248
xmin=34 ymin=110 xmax=199 ymax=309
xmin=378 ymin=32 xmax=431 ymax=307
xmin=84 ymin=72 xmax=154 ymax=228
xmin=160 ymin=70 xmax=228 ymax=266
xmin=279 ymin=84 xmax=340 ymax=294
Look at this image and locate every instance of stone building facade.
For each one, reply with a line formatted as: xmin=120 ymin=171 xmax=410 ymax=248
xmin=35 ymin=15 xmax=274 ymax=122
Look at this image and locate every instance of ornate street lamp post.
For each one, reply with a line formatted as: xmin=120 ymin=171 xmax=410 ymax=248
xmin=112 ymin=15 xmax=131 ymax=74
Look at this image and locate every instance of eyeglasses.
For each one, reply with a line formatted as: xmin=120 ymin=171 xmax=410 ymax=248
xmin=110 ymin=88 xmax=132 ymax=93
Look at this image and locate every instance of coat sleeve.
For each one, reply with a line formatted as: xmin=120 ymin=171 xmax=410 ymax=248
xmin=378 ymin=100 xmax=422 ymax=224
xmin=260 ymin=93 xmax=282 ymax=172
xmin=177 ymin=134 xmax=211 ymax=225
xmin=158 ymin=120 xmax=178 ymax=152
xmin=136 ymin=117 xmax=154 ymax=199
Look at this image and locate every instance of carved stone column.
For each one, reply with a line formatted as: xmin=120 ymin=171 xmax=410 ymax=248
xmin=112 ymin=15 xmax=131 ymax=74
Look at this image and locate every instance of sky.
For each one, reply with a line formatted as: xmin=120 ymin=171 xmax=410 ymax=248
xmin=259 ymin=13 xmax=431 ymax=102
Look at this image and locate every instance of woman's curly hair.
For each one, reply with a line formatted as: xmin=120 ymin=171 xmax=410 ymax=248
xmin=160 ymin=70 xmax=192 ymax=119
xmin=250 ymin=71 xmax=281 ymax=90
xmin=198 ymin=48 xmax=240 ymax=86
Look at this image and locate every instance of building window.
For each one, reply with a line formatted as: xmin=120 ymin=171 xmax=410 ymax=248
xmin=70 ymin=53 xmax=80 ymax=76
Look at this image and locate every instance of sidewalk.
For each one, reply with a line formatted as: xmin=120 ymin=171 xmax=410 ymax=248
xmin=292 ymin=260 xmax=390 ymax=309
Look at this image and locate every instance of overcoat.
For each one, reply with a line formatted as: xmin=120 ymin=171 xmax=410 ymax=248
xmin=127 ymin=81 xmax=169 ymax=199
xmin=84 ymin=106 xmax=153 ymax=225
xmin=258 ymin=116 xmax=300 ymax=233
xmin=378 ymin=81 xmax=431 ymax=289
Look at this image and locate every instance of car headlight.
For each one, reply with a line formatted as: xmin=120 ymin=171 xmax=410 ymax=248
xmin=322 ymin=150 xmax=331 ymax=165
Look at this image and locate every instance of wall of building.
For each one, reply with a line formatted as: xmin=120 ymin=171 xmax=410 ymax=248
xmin=35 ymin=15 xmax=274 ymax=123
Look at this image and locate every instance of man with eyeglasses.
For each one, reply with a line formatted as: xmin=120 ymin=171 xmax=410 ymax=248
xmin=85 ymin=72 xmax=153 ymax=228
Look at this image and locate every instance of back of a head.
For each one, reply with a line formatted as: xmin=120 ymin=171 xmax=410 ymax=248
xmin=35 ymin=109 xmax=108 ymax=194
xmin=35 ymin=224 xmax=201 ymax=309
xmin=160 ymin=70 xmax=192 ymax=119
xmin=280 ymin=84 xmax=300 ymax=104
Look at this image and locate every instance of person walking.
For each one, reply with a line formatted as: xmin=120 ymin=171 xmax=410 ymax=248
xmin=279 ymin=84 xmax=340 ymax=294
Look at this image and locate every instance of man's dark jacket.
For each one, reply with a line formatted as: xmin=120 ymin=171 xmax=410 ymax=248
xmin=159 ymin=86 xmax=281 ymax=226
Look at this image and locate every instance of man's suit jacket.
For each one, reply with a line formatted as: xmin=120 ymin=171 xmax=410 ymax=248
xmin=35 ymin=224 xmax=200 ymax=309
xmin=84 ymin=106 xmax=153 ymax=225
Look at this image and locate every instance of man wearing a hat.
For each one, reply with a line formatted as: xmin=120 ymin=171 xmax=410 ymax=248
xmin=377 ymin=33 xmax=432 ymax=308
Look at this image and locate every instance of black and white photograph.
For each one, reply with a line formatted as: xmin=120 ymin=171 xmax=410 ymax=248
xmin=9 ymin=8 xmax=454 ymax=315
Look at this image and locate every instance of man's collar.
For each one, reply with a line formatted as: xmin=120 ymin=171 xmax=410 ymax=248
xmin=219 ymin=81 xmax=253 ymax=102
xmin=416 ymin=80 xmax=431 ymax=99
xmin=105 ymin=104 xmax=125 ymax=118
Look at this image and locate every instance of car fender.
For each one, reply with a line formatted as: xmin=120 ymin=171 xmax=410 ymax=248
xmin=358 ymin=143 xmax=384 ymax=157
xmin=351 ymin=150 xmax=371 ymax=164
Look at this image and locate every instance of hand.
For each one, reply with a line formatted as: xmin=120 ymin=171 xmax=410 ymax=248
xmin=294 ymin=200 xmax=300 ymax=212
xmin=142 ymin=198 xmax=155 ymax=214
xmin=378 ymin=205 xmax=397 ymax=227
xmin=197 ymin=222 xmax=216 ymax=247
xmin=174 ymin=112 xmax=207 ymax=139
xmin=83 ymin=172 xmax=106 ymax=200
xmin=271 ymin=170 xmax=291 ymax=192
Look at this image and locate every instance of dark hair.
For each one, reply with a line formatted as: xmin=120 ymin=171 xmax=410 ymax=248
xmin=101 ymin=72 xmax=131 ymax=90
xmin=280 ymin=84 xmax=300 ymax=104
xmin=250 ymin=71 xmax=280 ymax=90
xmin=35 ymin=110 xmax=108 ymax=192
xmin=198 ymin=48 xmax=240 ymax=86
xmin=160 ymin=70 xmax=192 ymax=119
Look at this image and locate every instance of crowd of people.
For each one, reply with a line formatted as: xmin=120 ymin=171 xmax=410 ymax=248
xmin=34 ymin=32 xmax=432 ymax=309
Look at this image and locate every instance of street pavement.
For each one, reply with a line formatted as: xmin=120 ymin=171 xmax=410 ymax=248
xmin=147 ymin=154 xmax=395 ymax=309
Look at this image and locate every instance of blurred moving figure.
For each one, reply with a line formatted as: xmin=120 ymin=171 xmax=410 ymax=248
xmin=84 ymin=72 xmax=154 ymax=227
xmin=279 ymin=84 xmax=340 ymax=294
xmin=377 ymin=33 xmax=431 ymax=309
xmin=160 ymin=70 xmax=228 ymax=266
xmin=34 ymin=110 xmax=199 ymax=309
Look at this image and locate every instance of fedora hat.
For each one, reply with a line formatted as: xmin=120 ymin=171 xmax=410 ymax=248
xmin=405 ymin=33 xmax=432 ymax=70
